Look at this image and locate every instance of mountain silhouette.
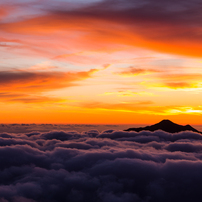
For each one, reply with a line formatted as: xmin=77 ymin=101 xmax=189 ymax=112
xmin=125 ymin=119 xmax=202 ymax=134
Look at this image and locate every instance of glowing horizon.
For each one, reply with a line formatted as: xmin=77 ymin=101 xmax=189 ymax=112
xmin=0 ymin=0 xmax=202 ymax=124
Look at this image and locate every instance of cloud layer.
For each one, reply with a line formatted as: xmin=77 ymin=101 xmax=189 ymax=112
xmin=1 ymin=128 xmax=202 ymax=201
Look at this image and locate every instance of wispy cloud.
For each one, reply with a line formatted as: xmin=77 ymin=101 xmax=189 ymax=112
xmin=27 ymin=61 xmax=58 ymax=71
xmin=100 ymin=90 xmax=154 ymax=97
xmin=144 ymin=73 xmax=202 ymax=90
xmin=0 ymin=93 xmax=66 ymax=104
xmin=80 ymin=101 xmax=155 ymax=113
xmin=80 ymin=101 xmax=202 ymax=115
xmin=116 ymin=66 xmax=161 ymax=77
xmin=0 ymin=68 xmax=100 ymax=104
xmin=0 ymin=69 xmax=98 ymax=93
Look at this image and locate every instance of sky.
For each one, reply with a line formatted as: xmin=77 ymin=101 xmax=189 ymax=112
xmin=0 ymin=0 xmax=202 ymax=124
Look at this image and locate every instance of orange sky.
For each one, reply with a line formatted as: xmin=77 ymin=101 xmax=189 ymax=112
xmin=0 ymin=0 xmax=202 ymax=124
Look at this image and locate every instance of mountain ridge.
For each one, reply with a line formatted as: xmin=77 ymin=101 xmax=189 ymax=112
xmin=125 ymin=119 xmax=202 ymax=134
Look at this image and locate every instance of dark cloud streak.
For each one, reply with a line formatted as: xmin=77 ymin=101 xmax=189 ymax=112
xmin=0 ymin=69 xmax=99 ymax=104
xmin=50 ymin=0 xmax=202 ymax=40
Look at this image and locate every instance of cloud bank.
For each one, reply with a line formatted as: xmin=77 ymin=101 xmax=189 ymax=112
xmin=1 ymin=129 xmax=202 ymax=201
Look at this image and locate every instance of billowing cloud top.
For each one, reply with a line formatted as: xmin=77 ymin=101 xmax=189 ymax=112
xmin=0 ymin=128 xmax=202 ymax=201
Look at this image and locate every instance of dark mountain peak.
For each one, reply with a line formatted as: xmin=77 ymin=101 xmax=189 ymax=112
xmin=158 ymin=119 xmax=175 ymax=124
xmin=184 ymin=124 xmax=198 ymax=132
xmin=160 ymin=119 xmax=172 ymax=123
xmin=125 ymin=120 xmax=202 ymax=134
xmin=154 ymin=119 xmax=179 ymax=127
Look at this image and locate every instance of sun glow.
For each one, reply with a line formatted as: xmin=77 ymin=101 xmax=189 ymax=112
xmin=0 ymin=0 xmax=201 ymax=124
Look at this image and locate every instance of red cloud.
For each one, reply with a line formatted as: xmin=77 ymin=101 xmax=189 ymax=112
xmin=0 ymin=69 xmax=98 ymax=93
xmin=0 ymin=68 xmax=99 ymax=104
xmin=0 ymin=0 xmax=202 ymax=57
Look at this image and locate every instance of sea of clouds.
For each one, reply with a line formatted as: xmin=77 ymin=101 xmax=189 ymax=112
xmin=1 ymin=129 xmax=202 ymax=202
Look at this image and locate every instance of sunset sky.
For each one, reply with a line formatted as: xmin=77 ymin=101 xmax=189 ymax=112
xmin=0 ymin=0 xmax=202 ymax=124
